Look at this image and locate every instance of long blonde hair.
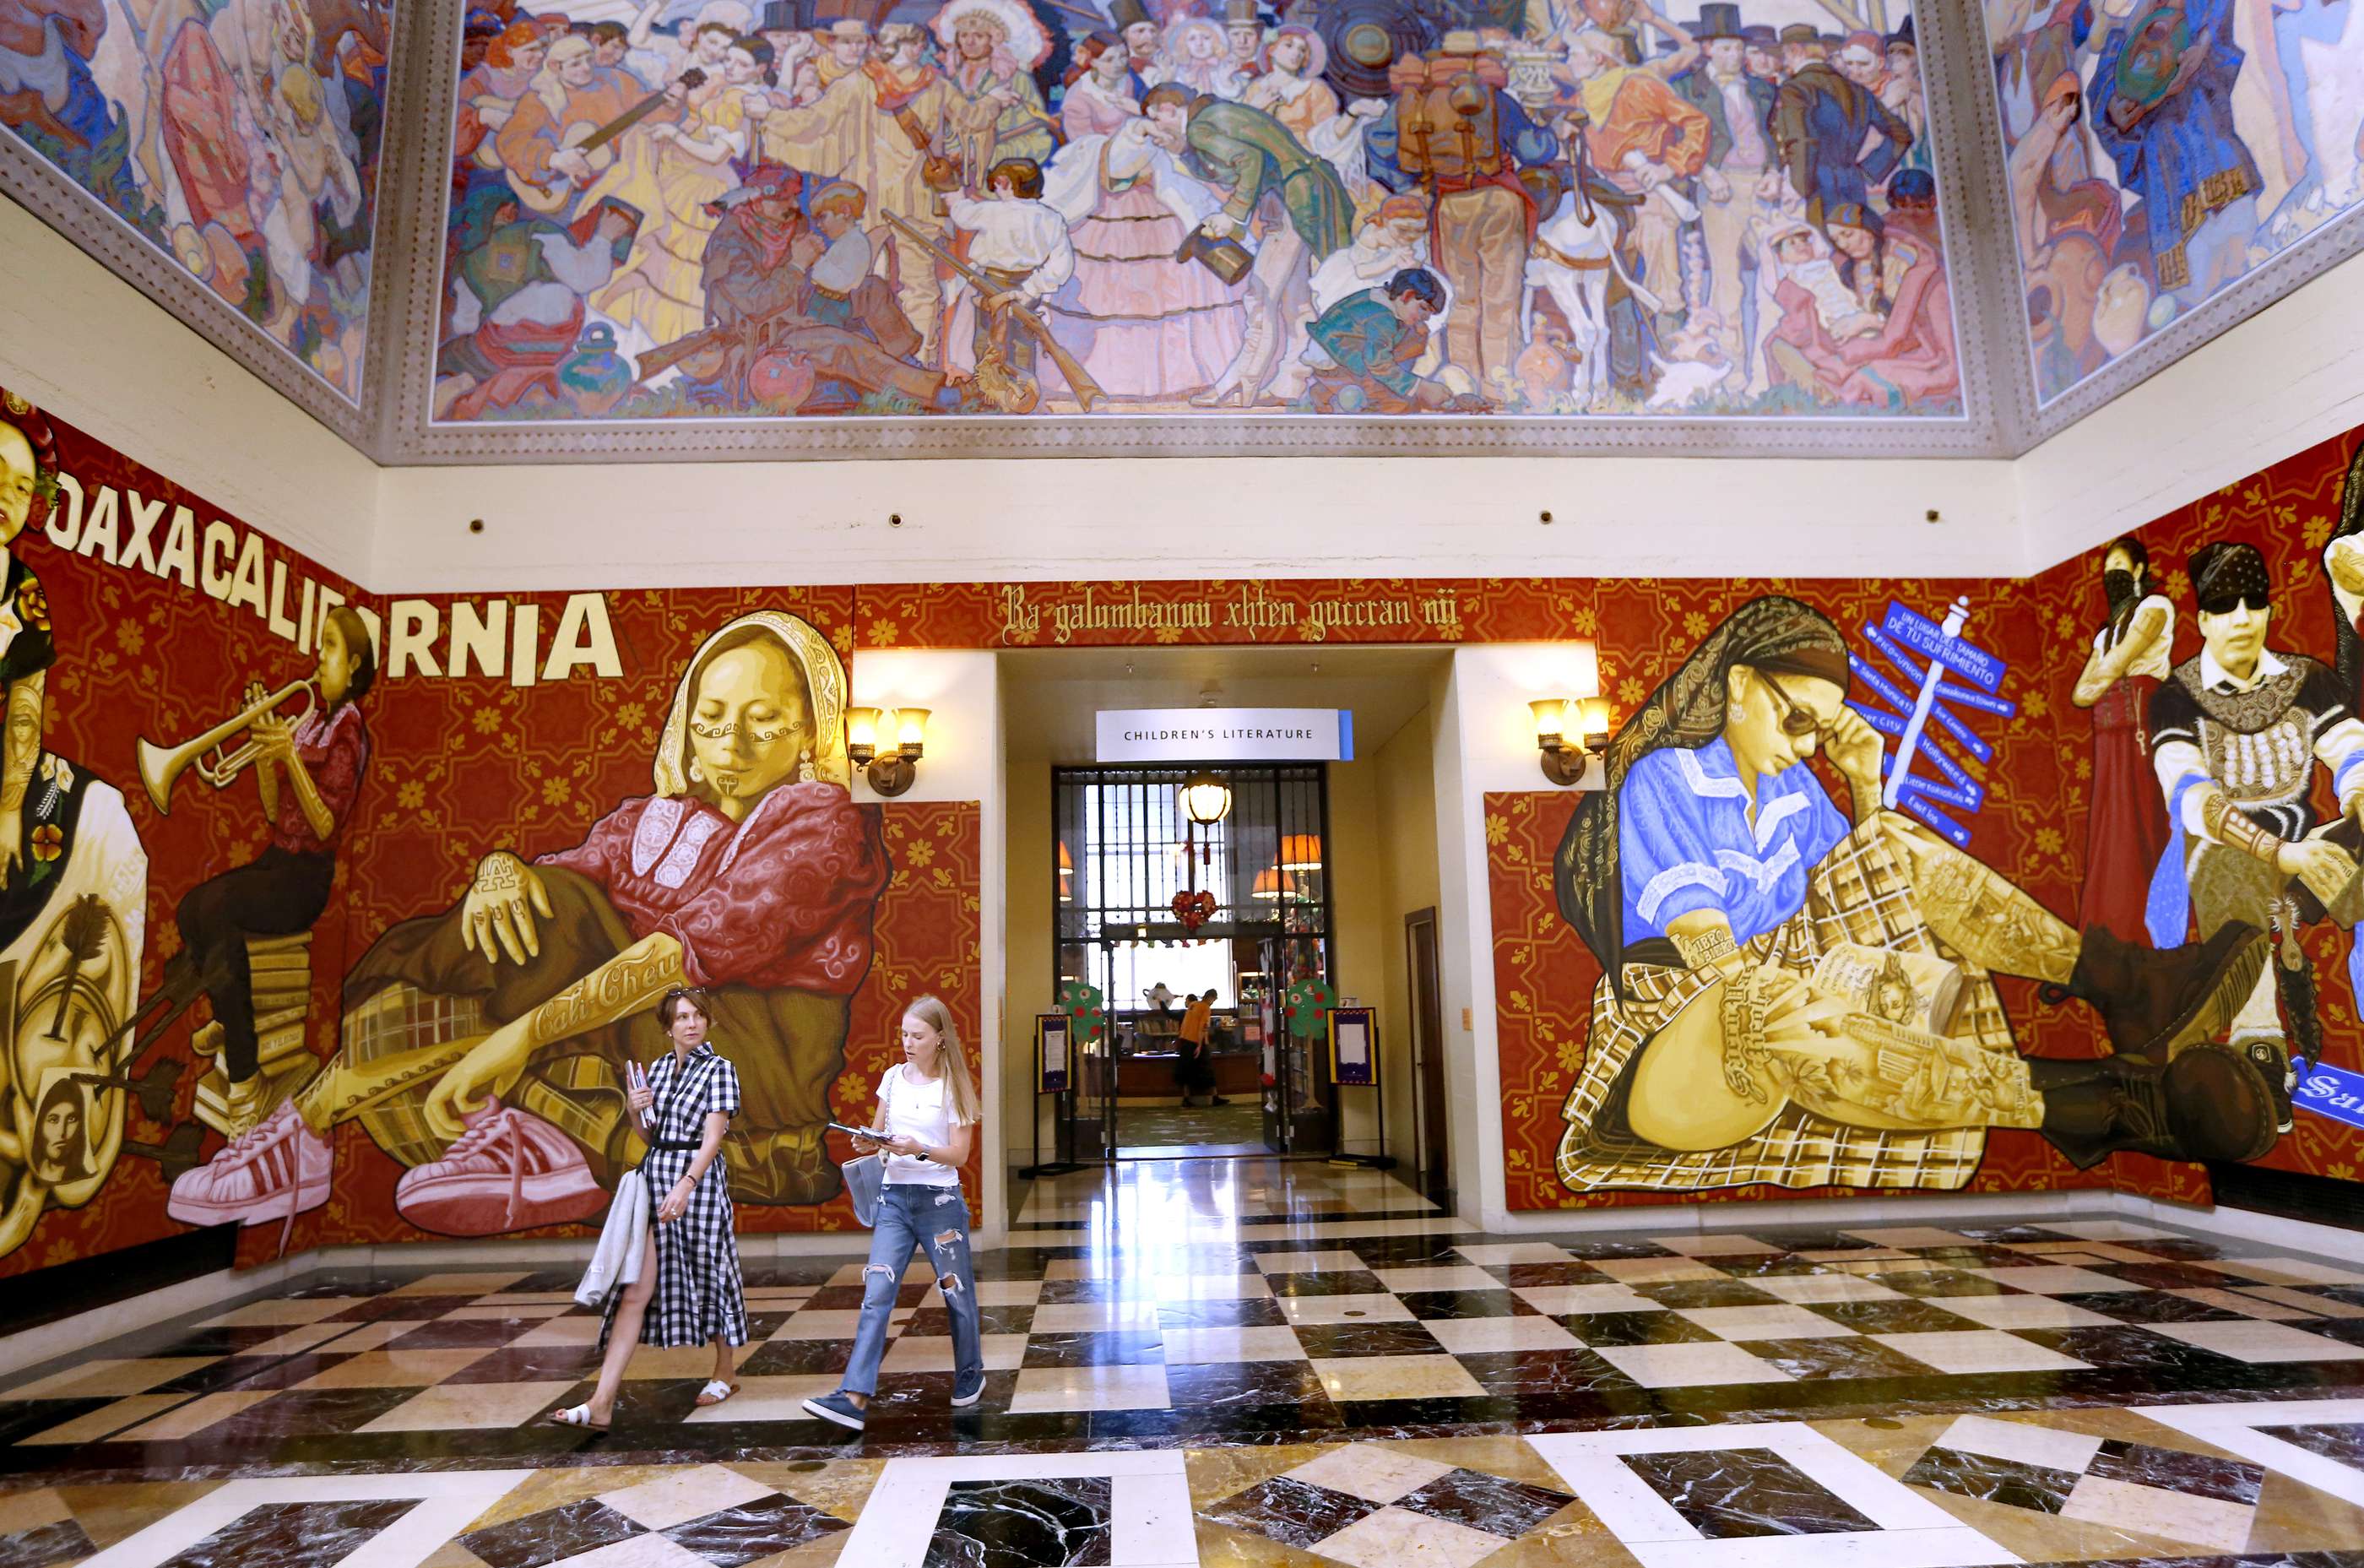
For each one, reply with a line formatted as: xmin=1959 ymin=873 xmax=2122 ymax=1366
xmin=904 ymin=996 xmax=980 ymax=1126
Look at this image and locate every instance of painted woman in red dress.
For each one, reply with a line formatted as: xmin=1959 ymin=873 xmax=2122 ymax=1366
xmin=2071 ymin=535 xmax=2175 ymax=944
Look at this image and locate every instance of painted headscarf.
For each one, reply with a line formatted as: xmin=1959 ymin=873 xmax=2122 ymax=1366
xmin=1553 ymin=595 xmax=1850 ymax=996
xmin=654 ymin=610 xmax=851 ymax=795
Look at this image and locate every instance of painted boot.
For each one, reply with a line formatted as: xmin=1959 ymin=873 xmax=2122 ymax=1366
xmin=2041 ymin=924 xmax=2269 ymax=1065
xmin=2232 ymin=1035 xmax=2296 ymax=1134
xmin=2030 ymin=1050 xmax=2278 ymax=1169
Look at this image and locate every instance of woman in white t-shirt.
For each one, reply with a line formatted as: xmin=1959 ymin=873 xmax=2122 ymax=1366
xmin=801 ymin=996 xmax=984 ymax=1431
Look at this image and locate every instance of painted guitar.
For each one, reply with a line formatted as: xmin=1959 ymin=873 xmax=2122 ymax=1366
xmin=507 ymin=90 xmax=671 ymax=214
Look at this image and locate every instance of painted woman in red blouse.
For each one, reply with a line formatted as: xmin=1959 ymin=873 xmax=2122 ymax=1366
xmin=170 ymin=611 xmax=892 ymax=1232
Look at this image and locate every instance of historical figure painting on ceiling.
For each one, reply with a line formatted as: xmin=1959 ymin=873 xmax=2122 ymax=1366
xmin=0 ymin=0 xmax=392 ymax=401
xmin=432 ymin=0 xmax=1960 ymax=422
xmin=1989 ymin=0 xmax=2364 ymax=407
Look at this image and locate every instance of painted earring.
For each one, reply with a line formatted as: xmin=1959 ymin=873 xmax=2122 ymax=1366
xmin=798 ymin=748 xmax=816 ymax=784
xmin=687 ymin=757 xmax=704 ymax=784
xmin=1727 ymin=698 xmax=1744 ymax=721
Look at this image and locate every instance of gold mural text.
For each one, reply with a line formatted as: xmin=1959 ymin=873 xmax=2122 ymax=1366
xmin=999 ymin=583 xmax=1464 ymax=646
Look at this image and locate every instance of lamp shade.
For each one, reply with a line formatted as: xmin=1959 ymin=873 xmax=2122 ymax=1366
xmin=1529 ymin=697 xmax=1569 ymax=741
xmin=846 ymin=706 xmax=883 ymax=752
xmin=1277 ymin=833 xmax=1324 ymax=871
xmin=895 ymin=708 xmax=930 ymax=748
xmin=1180 ymin=770 xmax=1232 ymax=825
xmin=1251 ymin=867 xmax=1289 ymax=900
xmin=1577 ymin=697 xmax=1613 ymax=737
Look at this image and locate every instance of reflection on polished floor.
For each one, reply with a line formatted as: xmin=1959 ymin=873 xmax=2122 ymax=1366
xmin=5 ymin=1158 xmax=2364 ymax=1566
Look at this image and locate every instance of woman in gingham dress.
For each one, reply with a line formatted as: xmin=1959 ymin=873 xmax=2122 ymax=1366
xmin=551 ymin=987 xmax=748 ymax=1429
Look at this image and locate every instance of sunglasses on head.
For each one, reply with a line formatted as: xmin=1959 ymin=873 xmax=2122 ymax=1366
xmin=1757 ymin=672 xmax=1823 ymax=737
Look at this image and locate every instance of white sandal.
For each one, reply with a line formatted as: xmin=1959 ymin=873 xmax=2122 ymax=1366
xmin=696 ymin=1380 xmax=738 ymax=1408
xmin=546 ymin=1403 xmax=610 ymax=1430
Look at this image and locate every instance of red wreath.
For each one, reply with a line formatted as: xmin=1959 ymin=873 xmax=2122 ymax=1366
xmin=1170 ymin=888 xmax=1217 ymax=933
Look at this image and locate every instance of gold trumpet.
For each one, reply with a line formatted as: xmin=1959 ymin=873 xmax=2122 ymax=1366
xmin=138 ymin=681 xmax=317 ymax=815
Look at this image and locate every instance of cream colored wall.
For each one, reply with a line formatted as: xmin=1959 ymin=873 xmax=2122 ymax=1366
xmin=1372 ymin=708 xmax=1440 ymax=1169
xmin=1001 ymin=745 xmax=1055 ymax=1171
xmin=1326 ymin=757 xmax=1384 ymax=1155
xmin=0 ymin=198 xmax=378 ymax=582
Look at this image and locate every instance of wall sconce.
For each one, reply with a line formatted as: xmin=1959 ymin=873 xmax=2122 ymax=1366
xmin=1532 ymin=696 xmax=1612 ymax=786
xmin=845 ymin=705 xmax=927 ymax=796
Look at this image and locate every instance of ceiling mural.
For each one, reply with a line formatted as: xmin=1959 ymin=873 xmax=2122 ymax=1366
xmin=1990 ymin=0 xmax=2364 ymax=409
xmin=0 ymin=0 xmax=393 ymax=403
xmin=427 ymin=0 xmax=1963 ymax=425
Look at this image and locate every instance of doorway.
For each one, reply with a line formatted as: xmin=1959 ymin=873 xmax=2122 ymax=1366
xmin=1405 ymin=907 xmax=1450 ymax=1205
xmin=1053 ymin=764 xmax=1335 ymax=1159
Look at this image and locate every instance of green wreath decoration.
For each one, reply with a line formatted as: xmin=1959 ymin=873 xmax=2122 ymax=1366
xmin=1058 ymin=979 xmax=1107 ymax=1043
xmin=1282 ymin=978 xmax=1337 ymax=1039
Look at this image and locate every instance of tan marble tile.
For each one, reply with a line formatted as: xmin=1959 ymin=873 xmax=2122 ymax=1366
xmin=198 ymin=1298 xmax=360 ymax=1328
xmin=114 ymin=1391 xmax=279 ymax=1440
xmin=13 ymin=1394 xmax=187 ymax=1446
xmin=2063 ymin=1474 xmax=2255 ymax=1552
xmin=1163 ymin=1327 xmax=1308 ymax=1365
xmin=4 ymin=1358 xmax=221 ymax=1400
xmin=390 ymin=1272 xmax=534 ymax=1296
xmin=1253 ymin=1249 xmax=1369 ymax=1273
xmin=1326 ymin=1505 xmax=1511 ymax=1568
xmin=1370 ymin=1266 xmax=1506 ymax=1294
xmin=1192 ymin=1517 xmax=1333 ymax=1565
xmin=1390 ymin=1435 xmax=1583 ymax=1492
xmin=878 ymin=1332 xmax=1026 ymax=1372
xmin=55 ymin=1480 xmax=221 ymax=1549
xmin=1911 ymin=1484 xmax=2193 ymax=1561
xmin=1309 ymin=1355 xmax=1485 ymax=1402
xmin=1007 ymin=1364 xmax=1168 ymax=1413
xmin=462 ymin=1465 xmax=676 ymax=1530
xmin=2236 ymin=1285 xmax=2364 ymax=1319
xmin=600 ymin=1464 xmax=778 ymax=1530
xmin=1580 ymin=1257 xmax=1729 ymax=1285
xmin=1811 ymin=1413 xmax=1976 ymax=1477
xmin=296 ymin=1348 xmax=492 ymax=1388
xmin=420 ymin=1542 xmax=495 ymax=1568
xmin=358 ymin=1380 xmax=575 ymax=1431
xmin=1188 ymin=1443 xmax=1337 ymax=1509
xmin=1420 ymin=1316 xmax=1582 ymax=1354
xmin=621 ymin=1345 xmax=751 ymax=1379
xmin=0 ymin=1486 xmax=68 ymax=1534
xmin=680 ymin=1375 xmax=838 ymax=1424
xmin=737 ymin=1535 xmax=850 ymax=1568
xmin=1474 ymin=1503 xmax=1642 ymax=1568
xmin=1281 ymin=1444 xmax=1454 ymax=1503
xmin=240 ymin=1321 xmax=369 ymax=1358
xmin=2248 ymin=1469 xmax=2364 ymax=1552
xmin=512 ymin=1316 xmax=605 ymax=1348
xmin=742 ymin=1458 xmax=886 ymax=1523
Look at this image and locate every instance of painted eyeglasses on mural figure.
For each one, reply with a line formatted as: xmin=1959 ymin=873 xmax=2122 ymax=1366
xmin=431 ymin=0 xmax=1954 ymax=422
xmin=0 ymin=394 xmax=149 ymax=1260
xmin=160 ymin=610 xmax=892 ymax=1236
xmin=1551 ymin=592 xmax=2311 ymax=1196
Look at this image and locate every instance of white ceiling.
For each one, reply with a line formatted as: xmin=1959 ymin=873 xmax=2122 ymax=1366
xmin=1000 ymin=645 xmax=1450 ymax=765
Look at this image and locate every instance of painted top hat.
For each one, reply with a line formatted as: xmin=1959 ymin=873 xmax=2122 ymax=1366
xmin=1110 ymin=0 xmax=1152 ymax=28
xmin=1777 ymin=23 xmax=1818 ymax=46
xmin=760 ymin=0 xmax=807 ymax=29
xmin=1692 ymin=3 xmax=1741 ymax=41
xmin=1226 ymin=0 xmax=1260 ymax=23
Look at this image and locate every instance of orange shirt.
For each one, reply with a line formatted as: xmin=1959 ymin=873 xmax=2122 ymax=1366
xmin=1179 ymin=999 xmax=1213 ymax=1044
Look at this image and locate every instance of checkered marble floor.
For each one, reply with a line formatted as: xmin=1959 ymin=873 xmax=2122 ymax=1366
xmin=3 ymin=1160 xmax=2363 ymax=1566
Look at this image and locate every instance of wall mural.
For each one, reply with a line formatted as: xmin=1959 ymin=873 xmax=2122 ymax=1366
xmin=431 ymin=0 xmax=1960 ymax=423
xmin=0 ymin=0 xmax=393 ymax=400
xmin=1989 ymin=0 xmax=2364 ymax=407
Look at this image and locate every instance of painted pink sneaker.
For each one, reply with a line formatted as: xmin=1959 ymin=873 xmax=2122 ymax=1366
xmin=168 ymin=1101 xmax=332 ymax=1229
xmin=394 ymin=1102 xmax=606 ymax=1237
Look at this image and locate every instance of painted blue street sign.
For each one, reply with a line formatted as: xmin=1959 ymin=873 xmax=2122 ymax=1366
xmin=1883 ymin=601 xmax=2007 ymax=692
xmin=2296 ymin=1063 xmax=2364 ymax=1132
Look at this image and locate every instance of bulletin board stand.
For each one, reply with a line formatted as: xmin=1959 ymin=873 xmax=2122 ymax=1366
xmin=1326 ymin=1006 xmax=1396 ymax=1170
xmin=1020 ymin=1013 xmax=1095 ymax=1178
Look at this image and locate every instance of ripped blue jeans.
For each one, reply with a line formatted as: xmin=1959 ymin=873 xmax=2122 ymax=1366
xmin=840 ymin=1183 xmax=980 ymax=1397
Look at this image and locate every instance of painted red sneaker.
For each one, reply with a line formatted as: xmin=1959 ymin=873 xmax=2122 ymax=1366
xmin=394 ymin=1102 xmax=607 ymax=1236
xmin=167 ymin=1101 xmax=331 ymax=1228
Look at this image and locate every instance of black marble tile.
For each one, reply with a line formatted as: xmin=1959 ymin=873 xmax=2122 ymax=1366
xmin=1020 ymin=1331 xmax=1167 ymax=1368
xmin=198 ymin=1385 xmax=423 ymax=1440
xmin=380 ymin=1316 xmax=545 ymax=1350
xmin=320 ymin=1295 xmax=474 ymax=1323
xmin=1620 ymin=1447 xmax=1881 ymax=1538
xmin=1871 ymin=1270 xmax=2010 ymax=1299
xmin=1287 ymin=1321 xmax=1442 ymax=1359
xmin=2099 ymin=1262 xmax=2247 ymax=1291
xmin=1745 ymin=1337 xmax=1941 ymax=1381
xmin=2258 ymin=1422 xmax=2364 ymax=1466
xmin=1035 ymin=1279 xmax=1128 ymax=1305
xmin=1264 ymin=1270 xmax=1388 ymax=1298
xmin=2087 ymin=1439 xmax=2264 ymax=1505
xmin=926 ymin=1477 xmax=1111 ymax=1567
xmin=0 ymin=1516 xmax=93 ymax=1568
xmin=1157 ymin=1297 xmax=1291 ymax=1330
xmin=2019 ymin=1325 xmax=2246 ymax=1375
xmin=663 ymin=1493 xmax=847 ymax=1565
xmin=1450 ymin=1348 xmax=1637 ymax=1395
xmin=440 ymin=1346 xmax=600 ymax=1385
xmin=2070 ymin=1291 xmax=2247 ymax=1326
xmin=1396 ymin=1468 xmax=1575 ymax=1537
xmin=1559 ymin=1240 xmax=1684 ymax=1260
xmin=203 ymin=1351 xmax=366 ymax=1392
xmin=735 ymin=1337 xmax=855 ymax=1375
xmin=155 ymin=1498 xmax=415 ymax=1568
xmin=462 ymin=1498 xmax=643 ymax=1568
xmin=1900 ymin=1445 xmax=2080 ymax=1511
xmin=1401 ymin=1290 xmax=1524 ymax=1321
xmin=1632 ymin=1278 xmax=1785 ymax=1310
xmin=1345 ymin=1238 xmax=1472 ymax=1267
xmin=1570 ymin=1311 xmax=1719 ymax=1348
xmin=1500 ymin=1261 xmax=1617 ymax=1287
xmin=1801 ymin=1297 xmax=1999 ymax=1336
xmin=1163 ymin=1359 xmax=1332 ymax=1408
xmin=1204 ymin=1475 xmax=1383 ymax=1549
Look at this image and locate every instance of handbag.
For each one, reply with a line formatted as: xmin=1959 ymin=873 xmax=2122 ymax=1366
xmin=841 ymin=1068 xmax=893 ymax=1228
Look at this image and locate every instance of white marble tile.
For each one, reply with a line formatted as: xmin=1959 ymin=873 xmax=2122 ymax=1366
xmin=70 ymin=1468 xmax=534 ymax=1568
xmin=512 ymin=1316 xmax=606 ymax=1348
xmin=2061 ymin=1474 xmax=2254 ymax=1551
xmin=827 ymin=1261 xmax=938 ymax=1287
xmin=2204 ymin=1256 xmax=2364 ymax=1287
xmin=1271 ymin=1293 xmax=1415 ymax=1327
xmin=2234 ymin=1285 xmax=2364 ymax=1319
xmin=1929 ymin=1413 xmax=2103 ymax=1473
xmin=1962 ymin=1265 xmax=2144 ymax=1295
xmin=314 ymin=1320 xmax=439 ymax=1353
xmin=1583 ymin=1257 xmax=1732 ymax=1285
xmin=1160 ymin=1326 xmax=1307 ymax=1364
xmin=2143 ymin=1320 xmax=2364 ymax=1363
xmin=296 ymin=1348 xmax=491 ymax=1389
xmin=1747 ymin=1274 xmax=1906 ymax=1305
xmin=2038 ymin=1220 xmax=2177 ymax=1241
xmin=1588 ymin=1342 xmax=1791 ymax=1388
xmin=233 ymin=1321 xmax=360 ymax=1358
xmin=1317 ymin=1505 xmax=1510 ymax=1568
xmin=679 ymin=1375 xmax=838 ymax=1424
xmin=599 ymin=1464 xmax=777 ymax=1530
xmin=533 ymin=1535 xmax=710 ymax=1567
xmin=2136 ymin=1397 xmax=2364 ymax=1505
xmin=1141 ymin=1273 xmax=1270 ymax=1301
xmin=1656 ymin=1234 xmax=1781 ymax=1256
xmin=1309 ymin=1354 xmax=1487 ymax=1402
xmin=473 ymin=1290 xmax=586 ymax=1306
xmin=1029 ymin=1299 xmax=1163 ymax=1332
xmin=1370 ymin=1265 xmax=1506 ymax=1294
xmin=1924 ymin=1294 xmax=2117 ymax=1332
xmin=911 ymin=1278 xmax=1042 ymax=1307
xmin=1450 ymin=1243 xmax=1575 ymax=1266
xmin=1251 ymin=1248 xmax=1369 ymax=1273
xmin=1421 ymin=1315 xmax=1583 ymax=1354
xmin=2164 ymin=1287 xmax=2324 ymax=1321
xmin=197 ymin=1299 xmax=358 ymax=1329
xmin=442 ymin=1303 xmax=572 ymax=1321
xmin=1675 ymin=1305 xmax=1859 ymax=1342
xmin=1007 ymin=1364 xmax=1170 ymax=1413
xmin=879 ymin=1332 xmax=1027 ymax=1372
xmin=13 ymin=1394 xmax=185 ymax=1446
xmin=1841 ymin=1227 xmax=1979 ymax=1249
xmin=1514 ymin=1283 xmax=1669 ymax=1316
xmin=1282 ymin=1444 xmax=1456 ymax=1503
xmin=112 ymin=1392 xmax=278 ymax=1440
xmin=1872 ymin=1331 xmax=2090 ymax=1375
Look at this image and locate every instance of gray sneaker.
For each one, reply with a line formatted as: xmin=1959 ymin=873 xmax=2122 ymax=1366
xmin=800 ymin=1391 xmax=866 ymax=1430
xmin=951 ymin=1369 xmax=986 ymax=1408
